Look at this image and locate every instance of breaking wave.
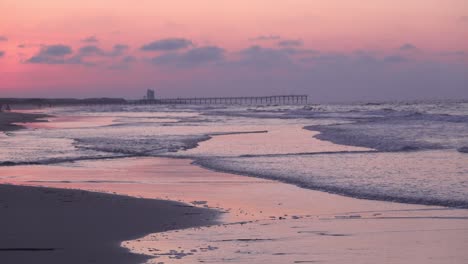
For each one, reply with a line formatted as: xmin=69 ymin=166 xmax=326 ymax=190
xmin=2 ymin=101 xmax=467 ymax=209
xmin=194 ymin=150 xmax=468 ymax=208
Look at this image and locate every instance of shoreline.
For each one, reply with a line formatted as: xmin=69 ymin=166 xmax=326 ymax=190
xmin=0 ymin=112 xmax=49 ymax=132
xmin=0 ymin=112 xmax=222 ymax=263
xmin=1 ymin=108 xmax=467 ymax=263
xmin=193 ymin=155 xmax=468 ymax=209
xmin=2 ymin=157 xmax=467 ymax=263
xmin=0 ymin=184 xmax=219 ymax=264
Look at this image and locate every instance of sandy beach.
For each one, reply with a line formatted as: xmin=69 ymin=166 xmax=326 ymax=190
xmin=0 ymin=112 xmax=219 ymax=264
xmin=3 ymin=1 xmax=468 ymax=262
xmin=3 ymin=1 xmax=467 ymax=263
xmin=0 ymin=112 xmax=48 ymax=132
xmin=2 ymin=157 xmax=467 ymax=263
xmin=0 ymin=184 xmax=218 ymax=264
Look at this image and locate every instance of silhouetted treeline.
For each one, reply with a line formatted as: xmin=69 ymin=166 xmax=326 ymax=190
xmin=0 ymin=98 xmax=127 ymax=106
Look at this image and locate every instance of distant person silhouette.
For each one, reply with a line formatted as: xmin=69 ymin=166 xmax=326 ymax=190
xmin=5 ymin=104 xmax=11 ymax=111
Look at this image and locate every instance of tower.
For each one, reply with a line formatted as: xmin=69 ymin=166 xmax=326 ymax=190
xmin=146 ymin=89 xmax=155 ymax=100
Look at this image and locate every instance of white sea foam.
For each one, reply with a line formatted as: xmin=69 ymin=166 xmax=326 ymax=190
xmin=194 ymin=150 xmax=468 ymax=208
xmin=1 ymin=101 xmax=467 ymax=208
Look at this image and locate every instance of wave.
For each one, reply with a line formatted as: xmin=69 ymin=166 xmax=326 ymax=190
xmin=305 ymin=124 xmax=442 ymax=152
xmin=73 ymin=130 xmax=268 ymax=157
xmin=74 ymin=135 xmax=212 ymax=156
xmin=0 ymin=154 xmax=131 ymax=167
xmin=0 ymin=130 xmax=269 ymax=167
xmin=458 ymin=147 xmax=468 ymax=153
xmin=3 ymin=102 xmax=467 ymax=210
xmin=238 ymin=150 xmax=377 ymax=158
xmin=26 ymin=180 xmax=139 ymax=184
xmin=304 ymin=109 xmax=468 ymax=152
xmin=193 ymin=153 xmax=468 ymax=209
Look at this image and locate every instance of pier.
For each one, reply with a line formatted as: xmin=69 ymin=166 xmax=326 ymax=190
xmin=137 ymin=95 xmax=308 ymax=105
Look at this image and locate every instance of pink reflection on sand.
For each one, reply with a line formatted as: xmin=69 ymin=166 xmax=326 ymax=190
xmin=2 ymin=109 xmax=468 ymax=263
xmin=176 ymin=125 xmax=371 ymax=157
xmin=0 ymin=157 xmax=426 ymax=221
xmin=1 ymin=158 xmax=467 ymax=263
xmin=17 ymin=116 xmax=116 ymax=129
xmin=2 ymin=158 xmax=467 ymax=264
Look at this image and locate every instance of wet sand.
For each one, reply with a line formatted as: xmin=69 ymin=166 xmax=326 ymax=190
xmin=2 ymin=157 xmax=467 ymax=263
xmin=0 ymin=184 xmax=218 ymax=264
xmin=2 ymin=111 xmax=467 ymax=263
xmin=0 ymin=112 xmax=48 ymax=132
xmin=0 ymin=111 xmax=222 ymax=264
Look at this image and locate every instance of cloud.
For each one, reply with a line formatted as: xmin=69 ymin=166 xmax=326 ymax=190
xmin=82 ymin=36 xmax=99 ymax=43
xmin=13 ymin=39 xmax=468 ymax=101
xmin=283 ymin=48 xmax=318 ymax=56
xmin=278 ymin=39 xmax=303 ymax=47
xmin=108 ymin=55 xmax=136 ymax=70
xmin=66 ymin=44 xmax=129 ymax=66
xmin=26 ymin=42 xmax=130 ymax=66
xmin=399 ymin=43 xmax=418 ymax=51
xmin=77 ymin=44 xmax=129 ymax=58
xmin=149 ymin=43 xmax=308 ymax=70
xmin=27 ymin=56 xmax=65 ymax=64
xmin=0 ymin=36 xmax=7 ymax=42
xmin=439 ymin=50 xmax=465 ymax=57
xmin=183 ymin=46 xmax=224 ymax=63
xmin=78 ymin=45 xmax=104 ymax=56
xmin=249 ymin=35 xmax=281 ymax=41
xmin=141 ymin=38 xmax=193 ymax=51
xmin=41 ymin=45 xmax=73 ymax=56
xmin=17 ymin=43 xmax=42 ymax=49
xmin=111 ymin=44 xmax=129 ymax=56
xmin=122 ymin=55 xmax=136 ymax=63
xmin=0 ymin=51 xmax=5 ymax=58
xmin=278 ymin=48 xmax=317 ymax=56
xmin=174 ymin=48 xmax=467 ymax=102
xmin=234 ymin=45 xmax=300 ymax=70
xmin=302 ymin=51 xmax=385 ymax=68
xmin=26 ymin=44 xmax=73 ymax=64
xmin=384 ymin=55 xmax=408 ymax=63
xmin=303 ymin=53 xmax=348 ymax=63
xmin=151 ymin=46 xmax=224 ymax=67
xmin=248 ymin=38 xmax=313 ymax=59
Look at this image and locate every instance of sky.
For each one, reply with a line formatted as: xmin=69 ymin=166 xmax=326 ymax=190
xmin=0 ymin=0 xmax=467 ymax=102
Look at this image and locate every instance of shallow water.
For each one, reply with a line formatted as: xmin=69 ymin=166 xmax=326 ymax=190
xmin=3 ymin=157 xmax=466 ymax=264
xmin=2 ymin=102 xmax=468 ymax=263
xmin=1 ymin=101 xmax=468 ymax=207
xmin=195 ymin=149 xmax=468 ymax=208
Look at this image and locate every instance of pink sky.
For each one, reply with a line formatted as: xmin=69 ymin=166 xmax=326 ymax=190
xmin=0 ymin=0 xmax=467 ymax=101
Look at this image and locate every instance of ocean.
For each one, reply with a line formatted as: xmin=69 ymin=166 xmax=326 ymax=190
xmin=1 ymin=100 xmax=467 ymax=208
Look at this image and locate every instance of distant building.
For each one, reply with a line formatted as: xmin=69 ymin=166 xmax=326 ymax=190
xmin=146 ymin=89 xmax=155 ymax=100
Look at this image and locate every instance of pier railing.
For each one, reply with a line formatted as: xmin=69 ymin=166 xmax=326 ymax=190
xmin=135 ymin=95 xmax=308 ymax=105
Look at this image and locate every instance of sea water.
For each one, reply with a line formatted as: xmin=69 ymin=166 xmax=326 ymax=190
xmin=1 ymin=101 xmax=467 ymax=207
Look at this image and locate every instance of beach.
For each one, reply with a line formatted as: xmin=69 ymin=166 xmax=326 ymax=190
xmin=1 ymin=104 xmax=467 ymax=263
xmin=2 ymin=156 xmax=467 ymax=263
xmin=2 ymin=2 xmax=467 ymax=263
xmin=0 ymin=111 xmax=219 ymax=264
xmin=0 ymin=112 xmax=47 ymax=132
xmin=0 ymin=184 xmax=218 ymax=264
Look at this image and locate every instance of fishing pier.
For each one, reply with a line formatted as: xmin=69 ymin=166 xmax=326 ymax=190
xmin=138 ymin=94 xmax=308 ymax=105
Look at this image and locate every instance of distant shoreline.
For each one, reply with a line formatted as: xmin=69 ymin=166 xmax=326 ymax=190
xmin=0 ymin=112 xmax=49 ymax=132
xmin=0 ymin=98 xmax=127 ymax=106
